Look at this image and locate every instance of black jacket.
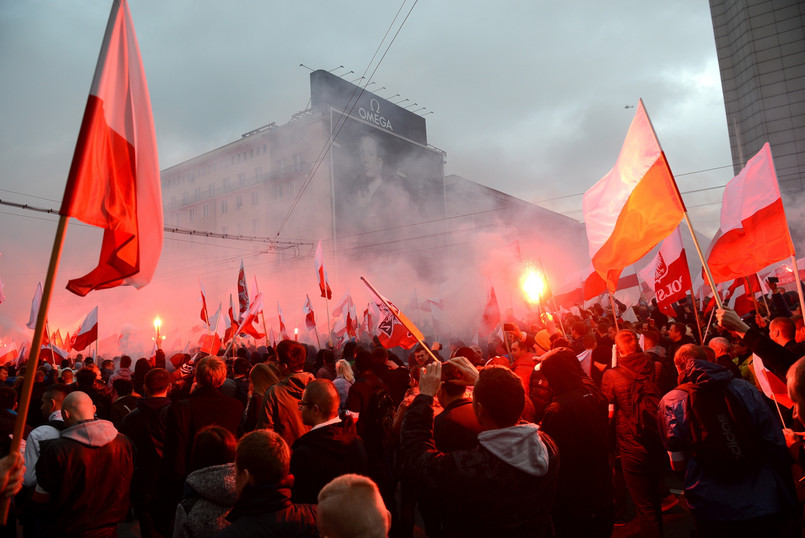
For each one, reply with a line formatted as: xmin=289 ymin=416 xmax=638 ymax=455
xmin=218 ymin=483 xmax=317 ymax=537
xmin=290 ymin=418 xmax=368 ymax=504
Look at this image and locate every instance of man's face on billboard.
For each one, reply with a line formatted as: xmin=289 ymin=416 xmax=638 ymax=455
xmin=359 ymin=136 xmax=382 ymax=180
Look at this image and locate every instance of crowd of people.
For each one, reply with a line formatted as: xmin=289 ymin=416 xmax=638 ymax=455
xmin=0 ymin=281 xmax=805 ymax=537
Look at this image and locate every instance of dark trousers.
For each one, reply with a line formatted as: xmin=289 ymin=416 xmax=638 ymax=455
xmin=621 ymin=450 xmax=664 ymax=538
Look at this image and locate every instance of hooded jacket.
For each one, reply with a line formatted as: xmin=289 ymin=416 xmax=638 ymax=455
xmin=257 ymin=371 xmax=313 ymax=447
xmin=401 ymin=393 xmax=559 ymax=537
xmin=174 ymin=463 xmax=237 ymax=538
xmin=290 ymin=417 xmax=368 ymax=504
xmin=36 ymin=419 xmax=133 ymax=537
xmin=217 ymin=481 xmax=317 ymax=538
xmin=658 ymin=359 xmax=796 ymax=521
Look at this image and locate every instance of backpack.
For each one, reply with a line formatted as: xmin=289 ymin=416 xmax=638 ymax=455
xmin=616 ymin=364 xmax=664 ymax=449
xmin=677 ymin=381 xmax=763 ymax=481
xmin=363 ymin=383 xmax=396 ymax=452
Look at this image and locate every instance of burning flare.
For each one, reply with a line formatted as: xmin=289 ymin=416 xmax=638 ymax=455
xmin=521 ymin=269 xmax=545 ymax=304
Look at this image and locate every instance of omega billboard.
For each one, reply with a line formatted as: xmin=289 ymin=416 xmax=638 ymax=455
xmin=311 ymin=70 xmax=445 ymax=246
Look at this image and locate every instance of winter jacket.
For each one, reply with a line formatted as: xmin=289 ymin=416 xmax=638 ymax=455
xmin=289 ymin=418 xmax=368 ymax=504
xmin=401 ymin=393 xmax=559 ymax=537
xmin=36 ymin=419 xmax=133 ymax=537
xmin=256 ymin=372 xmax=313 ymax=447
xmin=433 ymin=397 xmax=482 ymax=452
xmin=174 ymin=463 xmax=237 ymax=538
xmin=658 ymin=359 xmax=797 ymax=521
xmin=217 ymin=482 xmax=317 ymax=538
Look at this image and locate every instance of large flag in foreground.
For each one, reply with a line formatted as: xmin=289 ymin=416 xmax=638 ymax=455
xmin=59 ymin=0 xmax=162 ymax=296
xmin=707 ymin=143 xmax=794 ymax=283
xmin=583 ymin=100 xmax=685 ymax=291
xmin=637 ymin=227 xmax=692 ymax=316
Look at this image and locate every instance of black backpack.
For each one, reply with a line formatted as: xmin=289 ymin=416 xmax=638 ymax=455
xmin=363 ymin=383 xmax=396 ymax=452
xmin=616 ymin=364 xmax=664 ymax=449
xmin=676 ymin=380 xmax=763 ymax=481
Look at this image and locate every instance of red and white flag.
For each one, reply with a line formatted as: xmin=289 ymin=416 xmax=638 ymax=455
xmin=277 ymin=302 xmax=289 ymax=340
xmin=71 ymin=306 xmax=99 ymax=352
xmin=583 ymin=265 xmax=639 ymax=301
xmin=224 ymin=294 xmax=237 ymax=344
xmin=52 ymin=330 xmax=65 ymax=350
xmin=583 ymin=100 xmax=685 ymax=291
xmin=39 ymin=344 xmax=69 ymax=365
xmin=59 ymin=0 xmax=162 ymax=296
xmin=0 ymin=276 xmax=5 ymax=305
xmin=376 ymin=300 xmax=422 ymax=350
xmin=0 ymin=344 xmax=17 ymax=367
xmin=303 ymin=295 xmax=316 ymax=331
xmin=637 ymin=227 xmax=692 ymax=316
xmin=26 ymin=282 xmax=43 ymax=330
xmin=707 ymin=143 xmax=794 ymax=283
xmin=268 ymin=328 xmax=277 ymax=348
xmin=237 ymin=261 xmax=249 ymax=322
xmin=236 ymin=293 xmax=264 ymax=339
xmin=479 ymin=287 xmax=501 ymax=337
xmin=200 ymin=283 xmax=210 ymax=326
xmin=315 ymin=240 xmax=333 ymax=300
xmin=199 ymin=307 xmax=224 ymax=355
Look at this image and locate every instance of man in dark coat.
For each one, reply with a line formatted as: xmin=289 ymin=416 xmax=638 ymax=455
xmin=290 ymin=379 xmax=367 ymax=504
xmin=160 ymin=356 xmax=244 ymax=525
xmin=35 ymin=391 xmax=134 ymax=537
xmin=539 ymin=348 xmax=613 ymax=537
xmin=218 ymin=430 xmax=317 ymax=537
xmin=401 ymin=358 xmax=559 ymax=537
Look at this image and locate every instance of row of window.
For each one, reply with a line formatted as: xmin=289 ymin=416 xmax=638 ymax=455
xmin=185 ymin=182 xmax=294 ymax=223
xmin=164 ymin=145 xmax=270 ymax=188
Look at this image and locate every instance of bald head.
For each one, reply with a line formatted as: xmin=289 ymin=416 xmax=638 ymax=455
xmin=708 ymin=337 xmax=732 ymax=358
xmin=317 ymin=474 xmax=390 ymax=538
xmin=62 ymin=391 xmax=96 ymax=425
xmin=303 ymin=379 xmax=339 ymax=419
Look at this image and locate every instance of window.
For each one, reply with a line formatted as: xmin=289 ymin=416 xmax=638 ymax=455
xmin=221 ymin=200 xmax=228 ymax=213
xmin=189 ymin=207 xmax=195 ymax=221
xmin=202 ymin=204 xmax=209 ymax=218
xmin=236 ymin=195 xmax=243 ymax=209
xmin=255 ymin=166 xmax=262 ymax=181
xmin=251 ymin=191 xmax=259 ymax=205
xmin=222 ymin=226 xmax=228 ymax=235
xmin=252 ymin=219 xmax=258 ymax=233
xmin=194 ymin=187 xmax=201 ymax=200
xmin=208 ymin=184 xmax=215 ymax=196
xmin=238 ymin=173 xmax=246 ymax=186
xmin=223 ymin=177 xmax=230 ymax=190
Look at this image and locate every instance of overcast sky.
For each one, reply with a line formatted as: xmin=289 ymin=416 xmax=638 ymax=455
xmin=0 ymin=0 xmax=735 ymax=342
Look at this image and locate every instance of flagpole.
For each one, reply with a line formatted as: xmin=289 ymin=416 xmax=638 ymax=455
xmin=1 ymin=215 xmax=69 ymax=523
xmin=790 ymin=255 xmax=805 ymax=317
xmin=687 ymin=290 xmax=704 ymax=344
xmin=325 ymin=296 xmax=333 ymax=347
xmin=608 ymin=292 xmax=620 ymax=331
xmin=252 ymin=278 xmax=270 ymax=346
xmin=756 ymin=274 xmax=772 ymax=317
xmin=45 ymin=322 xmax=56 ymax=366
xmin=702 ymin=306 xmax=718 ymax=342
xmin=360 ymin=276 xmax=439 ymax=364
xmin=744 ymin=276 xmax=762 ymax=318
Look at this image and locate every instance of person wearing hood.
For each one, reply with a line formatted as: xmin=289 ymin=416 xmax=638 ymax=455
xmin=34 ymin=390 xmax=134 ymax=537
xmin=539 ymin=348 xmax=613 ymax=537
xmin=601 ymin=329 xmax=666 ymax=537
xmin=290 ymin=379 xmax=367 ymax=504
xmin=658 ymin=344 xmax=797 ymax=536
xmin=400 ymin=357 xmax=559 ymax=537
xmin=256 ymin=340 xmax=314 ymax=447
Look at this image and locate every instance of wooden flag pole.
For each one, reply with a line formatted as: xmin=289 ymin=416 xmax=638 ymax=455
xmin=608 ymin=292 xmax=620 ymax=331
xmin=0 ymin=215 xmax=69 ymax=523
xmin=790 ymin=255 xmax=805 ymax=317
xmin=360 ymin=276 xmax=438 ymax=364
xmin=744 ymin=276 xmax=762 ymax=317
xmin=702 ymin=306 xmax=718 ymax=342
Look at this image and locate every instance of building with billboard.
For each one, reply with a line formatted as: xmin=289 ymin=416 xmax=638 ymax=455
xmin=160 ymin=70 xmax=588 ymax=336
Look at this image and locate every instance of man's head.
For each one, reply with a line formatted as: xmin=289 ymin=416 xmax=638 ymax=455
xmin=0 ymin=366 xmax=9 ymax=383
xmin=144 ymin=368 xmax=170 ymax=397
xmin=472 ymin=365 xmax=524 ymax=430
xmin=277 ymin=340 xmax=306 ymax=374
xmin=792 ymin=315 xmax=805 ymax=344
xmin=673 ymin=343 xmax=709 ymax=374
xmin=787 ymin=357 xmax=805 ymax=424
xmin=112 ymin=378 xmax=133 ymax=399
xmin=668 ymin=322 xmax=686 ymax=342
xmin=510 ymin=340 xmax=528 ymax=360
xmin=615 ymin=330 xmax=640 ymax=356
xmin=41 ymin=384 xmax=69 ymax=419
xmin=708 ymin=336 xmax=733 ymax=358
xmin=299 ymin=379 xmax=339 ymax=427
xmin=358 ymin=135 xmax=383 ymax=181
xmin=571 ymin=321 xmax=587 ymax=340
xmin=101 ymin=359 xmax=114 ymax=371
xmin=317 ymin=474 xmax=390 ymax=538
xmin=641 ymin=329 xmax=661 ymax=350
xmin=233 ymin=358 xmax=251 ymax=378
xmin=770 ymin=316 xmax=796 ymax=346
xmin=61 ymin=391 xmax=96 ymax=426
xmin=234 ymin=430 xmax=290 ymax=497
xmin=60 ymin=369 xmax=74 ymax=385
xmin=119 ymin=355 xmax=132 ymax=370
xmin=412 ymin=345 xmax=430 ymax=368
xmin=195 ymin=356 xmax=227 ymax=389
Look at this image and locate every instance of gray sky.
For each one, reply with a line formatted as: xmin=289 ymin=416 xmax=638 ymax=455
xmin=0 ymin=0 xmax=734 ymax=344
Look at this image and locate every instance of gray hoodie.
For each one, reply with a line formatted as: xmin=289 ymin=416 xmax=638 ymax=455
xmin=478 ymin=422 xmax=550 ymax=477
xmin=62 ymin=419 xmax=119 ymax=447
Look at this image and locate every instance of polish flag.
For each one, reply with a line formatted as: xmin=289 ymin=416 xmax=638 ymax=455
xmin=199 ymin=308 xmax=224 ymax=355
xmin=59 ymin=0 xmax=162 ymax=296
xmin=223 ymin=294 xmax=237 ymax=344
xmin=583 ymin=265 xmax=639 ymax=301
xmin=707 ymin=143 xmax=794 ymax=283
xmin=315 ymin=240 xmax=333 ymax=300
xmin=237 ymin=261 xmax=249 ymax=322
xmin=267 ymin=328 xmax=277 ymax=348
xmin=637 ymin=227 xmax=692 ymax=316
xmin=236 ymin=293 xmax=264 ymax=339
xmin=583 ymin=100 xmax=686 ymax=291
xmin=200 ymin=283 xmax=210 ymax=325
xmin=479 ymin=287 xmax=501 ymax=337
xmin=277 ymin=302 xmax=289 ymax=340
xmin=304 ymin=295 xmax=316 ymax=331
xmin=71 ymin=306 xmax=99 ymax=352
xmin=0 ymin=345 xmax=18 ymax=367
xmin=26 ymin=282 xmax=43 ymax=330
xmin=39 ymin=344 xmax=69 ymax=365
xmin=52 ymin=330 xmax=65 ymax=350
